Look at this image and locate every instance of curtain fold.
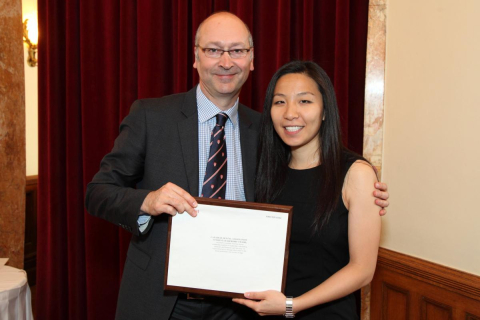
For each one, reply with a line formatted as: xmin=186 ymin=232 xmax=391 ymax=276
xmin=37 ymin=1 xmax=369 ymax=319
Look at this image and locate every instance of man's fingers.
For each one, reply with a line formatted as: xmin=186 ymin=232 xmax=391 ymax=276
xmin=155 ymin=204 xmax=178 ymax=216
xmin=166 ymin=183 xmax=198 ymax=217
xmin=177 ymin=202 xmax=198 ymax=217
xmin=188 ymin=207 xmax=200 ymax=217
xmin=167 ymin=182 xmax=198 ymax=208
xmin=142 ymin=183 xmax=197 ymax=217
xmin=176 ymin=206 xmax=198 ymax=217
xmin=373 ymin=190 xmax=389 ymax=200
xmin=164 ymin=195 xmax=198 ymax=217
xmin=145 ymin=194 xmax=188 ymax=217
xmin=375 ymin=182 xmax=388 ymax=192
xmin=375 ymin=198 xmax=389 ymax=208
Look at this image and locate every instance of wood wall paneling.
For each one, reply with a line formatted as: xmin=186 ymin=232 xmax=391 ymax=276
xmin=371 ymin=248 xmax=480 ymax=320
xmin=421 ymin=297 xmax=452 ymax=320
xmin=466 ymin=313 xmax=480 ymax=320
xmin=382 ymin=283 xmax=409 ymax=320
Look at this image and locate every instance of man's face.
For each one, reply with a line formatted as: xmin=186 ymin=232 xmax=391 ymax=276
xmin=194 ymin=14 xmax=254 ymax=106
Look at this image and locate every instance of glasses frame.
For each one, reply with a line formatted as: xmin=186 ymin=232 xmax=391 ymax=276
xmin=196 ymin=46 xmax=253 ymax=59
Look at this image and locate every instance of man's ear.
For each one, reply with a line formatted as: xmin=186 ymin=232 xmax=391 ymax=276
xmin=193 ymin=48 xmax=198 ymax=69
xmin=249 ymin=48 xmax=254 ymax=71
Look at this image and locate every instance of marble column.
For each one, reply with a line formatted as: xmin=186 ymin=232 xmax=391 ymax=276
xmin=0 ymin=0 xmax=27 ymax=269
xmin=363 ymin=0 xmax=387 ymax=181
xmin=362 ymin=0 xmax=387 ymax=319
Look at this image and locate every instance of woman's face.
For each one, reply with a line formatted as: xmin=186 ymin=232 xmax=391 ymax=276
xmin=270 ymin=73 xmax=324 ymax=156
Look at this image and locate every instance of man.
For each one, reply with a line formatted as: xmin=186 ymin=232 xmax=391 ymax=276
xmin=85 ymin=12 xmax=389 ymax=320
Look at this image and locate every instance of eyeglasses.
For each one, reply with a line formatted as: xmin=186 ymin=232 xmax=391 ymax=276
xmin=196 ymin=46 xmax=253 ymax=59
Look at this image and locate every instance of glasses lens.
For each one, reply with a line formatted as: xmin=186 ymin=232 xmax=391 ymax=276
xmin=229 ymin=49 xmax=247 ymax=59
xmin=201 ymin=48 xmax=249 ymax=58
xmin=204 ymin=48 xmax=222 ymax=58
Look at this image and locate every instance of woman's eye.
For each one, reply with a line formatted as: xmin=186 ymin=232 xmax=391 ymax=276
xmin=273 ymin=100 xmax=285 ymax=105
xmin=300 ymin=100 xmax=312 ymax=104
xmin=207 ymin=49 xmax=218 ymax=53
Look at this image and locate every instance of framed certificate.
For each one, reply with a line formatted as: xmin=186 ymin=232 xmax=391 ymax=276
xmin=164 ymin=197 xmax=293 ymax=298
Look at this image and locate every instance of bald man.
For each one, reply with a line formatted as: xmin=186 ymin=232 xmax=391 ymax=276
xmin=86 ymin=12 xmax=389 ymax=320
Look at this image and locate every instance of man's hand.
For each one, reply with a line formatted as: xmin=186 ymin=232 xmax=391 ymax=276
xmin=140 ymin=182 xmax=198 ymax=217
xmin=373 ymin=182 xmax=389 ymax=216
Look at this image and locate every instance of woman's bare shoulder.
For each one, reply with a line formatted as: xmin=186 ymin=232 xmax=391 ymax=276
xmin=345 ymin=160 xmax=377 ymax=184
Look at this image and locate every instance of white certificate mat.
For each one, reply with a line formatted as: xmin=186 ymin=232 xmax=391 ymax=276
xmin=164 ymin=198 xmax=293 ymax=298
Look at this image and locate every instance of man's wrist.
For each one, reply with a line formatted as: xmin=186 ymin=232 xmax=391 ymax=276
xmin=140 ymin=192 xmax=153 ymax=213
xmin=284 ymin=296 xmax=295 ymax=318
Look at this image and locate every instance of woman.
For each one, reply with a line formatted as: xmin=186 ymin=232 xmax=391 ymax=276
xmin=233 ymin=61 xmax=381 ymax=319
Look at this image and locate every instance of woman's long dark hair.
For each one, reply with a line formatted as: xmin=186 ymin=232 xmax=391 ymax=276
xmin=255 ymin=61 xmax=359 ymax=232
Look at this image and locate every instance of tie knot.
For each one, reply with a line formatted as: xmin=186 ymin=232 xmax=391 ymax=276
xmin=216 ymin=112 xmax=228 ymax=127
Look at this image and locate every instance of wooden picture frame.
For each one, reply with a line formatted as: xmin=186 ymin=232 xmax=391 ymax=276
xmin=164 ymin=197 xmax=293 ymax=298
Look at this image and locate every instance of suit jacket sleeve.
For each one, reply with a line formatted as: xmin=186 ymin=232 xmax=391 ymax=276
xmin=85 ymin=100 xmax=151 ymax=236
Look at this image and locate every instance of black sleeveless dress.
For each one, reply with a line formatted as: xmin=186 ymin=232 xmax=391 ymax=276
xmin=271 ymin=153 xmax=359 ymax=320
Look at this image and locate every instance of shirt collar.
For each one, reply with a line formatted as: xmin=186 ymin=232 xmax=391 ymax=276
xmin=196 ymin=85 xmax=239 ymax=128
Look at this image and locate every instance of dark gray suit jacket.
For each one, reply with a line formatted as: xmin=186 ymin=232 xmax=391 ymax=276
xmin=85 ymin=86 xmax=261 ymax=320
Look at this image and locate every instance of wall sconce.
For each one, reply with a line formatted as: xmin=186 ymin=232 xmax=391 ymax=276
xmin=23 ymin=18 xmax=38 ymax=67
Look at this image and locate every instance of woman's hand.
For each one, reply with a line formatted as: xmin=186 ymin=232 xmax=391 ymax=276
xmin=233 ymin=290 xmax=288 ymax=316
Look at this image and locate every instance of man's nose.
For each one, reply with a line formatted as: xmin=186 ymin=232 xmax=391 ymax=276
xmin=218 ymin=51 xmax=234 ymax=69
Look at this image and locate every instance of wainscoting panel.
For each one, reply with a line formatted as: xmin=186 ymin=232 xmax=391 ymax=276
xmin=382 ymin=283 xmax=409 ymax=320
xmin=371 ymin=248 xmax=480 ymax=320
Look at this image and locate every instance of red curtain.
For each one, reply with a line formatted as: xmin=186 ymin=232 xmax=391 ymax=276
xmin=37 ymin=1 xmax=369 ymax=319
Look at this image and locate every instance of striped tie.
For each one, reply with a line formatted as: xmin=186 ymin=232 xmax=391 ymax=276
xmin=201 ymin=113 xmax=228 ymax=199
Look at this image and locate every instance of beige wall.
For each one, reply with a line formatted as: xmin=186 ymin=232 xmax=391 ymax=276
xmin=23 ymin=0 xmax=38 ymax=176
xmin=382 ymin=0 xmax=480 ymax=275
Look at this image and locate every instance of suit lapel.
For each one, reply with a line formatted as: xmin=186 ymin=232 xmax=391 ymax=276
xmin=238 ymin=105 xmax=258 ymax=202
xmin=178 ymin=87 xmax=199 ymax=196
